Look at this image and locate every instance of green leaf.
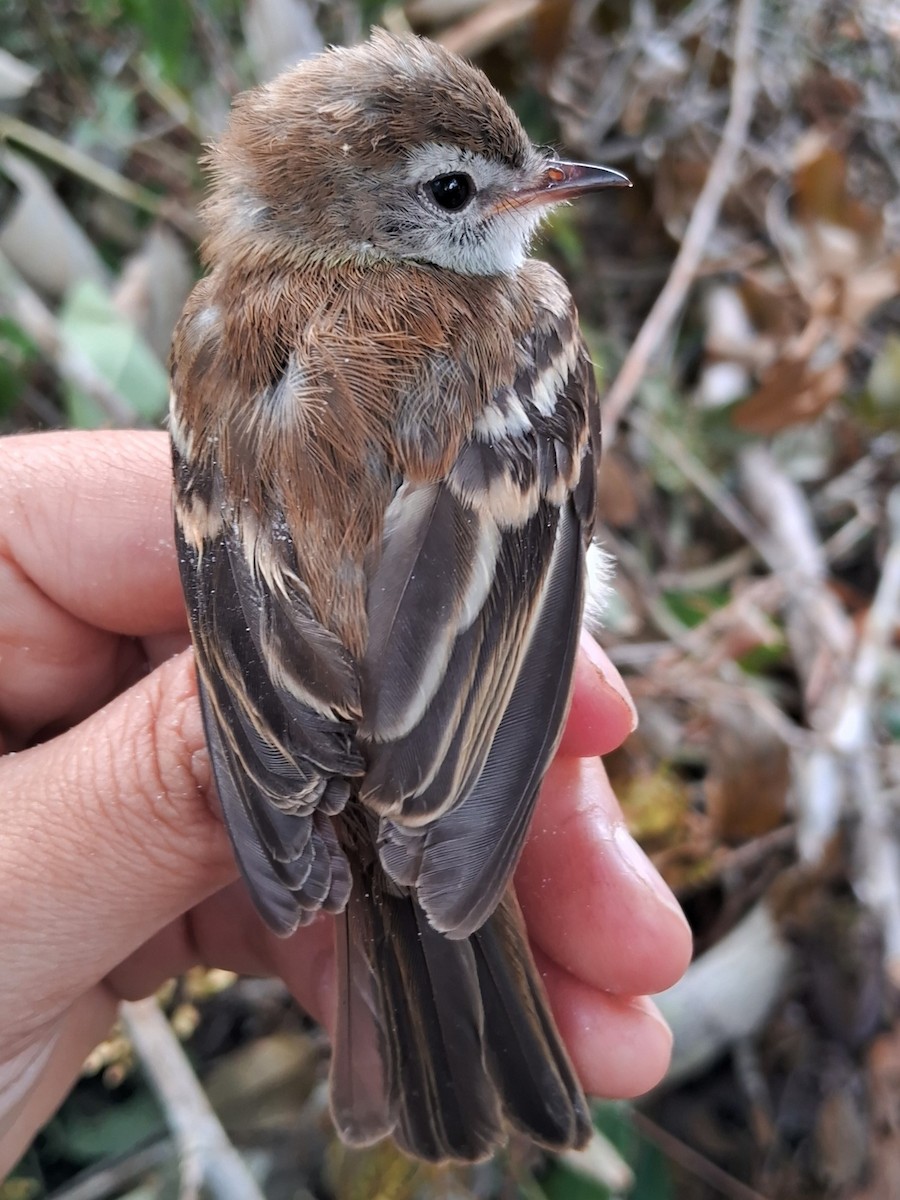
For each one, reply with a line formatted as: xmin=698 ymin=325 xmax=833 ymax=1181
xmin=58 ymin=280 xmax=168 ymax=427
xmin=122 ymin=0 xmax=192 ymax=84
xmin=0 ymin=316 xmax=39 ymax=416
xmin=540 ymin=1105 xmax=675 ymax=1199
xmin=662 ymin=587 xmax=730 ymax=629
xmin=72 ymin=80 xmax=138 ymax=161
xmin=0 ymin=1164 xmax=44 ymax=1200
xmin=541 ymin=1162 xmax=611 ymax=1200
xmin=738 ymin=640 xmax=788 ymax=674
xmin=592 ymin=1106 xmax=673 ymax=1200
xmin=39 ymin=1088 xmax=164 ymax=1166
xmin=543 ymin=206 xmax=585 ymax=271
xmin=856 ymin=334 xmax=900 ymax=431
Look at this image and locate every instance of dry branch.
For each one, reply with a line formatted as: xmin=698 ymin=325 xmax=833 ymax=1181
xmin=121 ymin=999 xmax=266 ymax=1200
xmin=0 ymin=252 xmax=137 ymax=426
xmin=603 ymin=0 xmax=761 ymax=440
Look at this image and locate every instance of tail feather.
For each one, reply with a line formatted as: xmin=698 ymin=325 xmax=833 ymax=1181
xmin=331 ymin=885 xmax=392 ymax=1145
xmin=330 ymin=852 xmax=590 ymax=1163
xmin=473 ymin=892 xmax=592 ymax=1147
xmin=384 ymin=897 xmax=502 ymax=1160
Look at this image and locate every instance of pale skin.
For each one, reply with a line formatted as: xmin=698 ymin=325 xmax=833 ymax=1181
xmin=0 ymin=431 xmax=692 ymax=1175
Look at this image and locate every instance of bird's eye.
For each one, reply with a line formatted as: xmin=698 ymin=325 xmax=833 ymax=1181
xmin=427 ymin=173 xmax=475 ymax=212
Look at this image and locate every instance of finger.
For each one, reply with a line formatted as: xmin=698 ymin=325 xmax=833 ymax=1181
xmin=0 ymin=431 xmax=182 ymax=635
xmin=517 ymin=756 xmax=692 ymax=997
xmin=557 ymin=631 xmax=637 ymax=759
xmin=103 ymin=882 xmax=335 ymax=1032
xmin=0 ymin=597 xmax=144 ymax=748
xmin=0 ymin=432 xmax=185 ymax=738
xmin=536 ymin=950 xmax=673 ymax=1098
xmin=0 ymin=650 xmax=236 ymax=1024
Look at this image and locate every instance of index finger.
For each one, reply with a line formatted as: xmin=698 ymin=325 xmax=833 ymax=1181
xmin=0 ymin=430 xmax=184 ymax=636
xmin=0 ymin=432 xmax=187 ymax=740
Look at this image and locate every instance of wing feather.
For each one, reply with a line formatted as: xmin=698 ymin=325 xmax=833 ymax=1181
xmin=361 ymin=325 xmax=598 ymax=937
xmin=380 ymin=498 xmax=584 ymax=937
xmin=173 ymin=453 xmax=363 ymax=935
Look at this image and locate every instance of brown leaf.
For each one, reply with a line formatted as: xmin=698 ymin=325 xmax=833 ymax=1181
xmin=704 ymin=702 xmax=790 ymax=844
xmin=792 ymin=133 xmax=880 ymax=238
xmin=532 ymin=0 xmax=577 ymax=69
xmin=847 ymin=1023 xmax=900 ymax=1199
xmin=596 ymin=445 xmax=642 ymax=526
xmin=732 ymin=355 xmax=847 ymax=434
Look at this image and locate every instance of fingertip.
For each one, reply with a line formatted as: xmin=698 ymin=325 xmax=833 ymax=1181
xmin=558 ymin=632 xmax=637 ymax=758
xmin=520 ymin=758 xmax=692 ymax=997
xmin=537 ymin=952 xmax=674 ymax=1098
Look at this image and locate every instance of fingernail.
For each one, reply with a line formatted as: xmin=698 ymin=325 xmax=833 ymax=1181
xmin=629 ymin=995 xmax=674 ymax=1045
xmin=613 ymin=824 xmax=688 ymax=923
xmin=580 ymin=629 xmax=638 ymax=732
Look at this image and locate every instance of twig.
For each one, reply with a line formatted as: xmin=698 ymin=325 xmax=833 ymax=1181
xmin=648 ymin=675 xmax=812 ymax=754
xmin=0 ymin=113 xmax=163 ymax=215
xmin=739 ymin=445 xmax=854 ymax=722
xmin=600 ymin=526 xmax=697 ymax=647
xmin=629 ymin=409 xmax=767 ymax=555
xmin=48 ymin=1141 xmax=174 ymax=1200
xmin=437 ymin=0 xmax=541 ymax=57
xmin=603 ymin=0 xmax=760 ymax=440
xmin=631 ymin=1109 xmax=773 ymax=1200
xmin=0 ymin=252 xmax=137 ymax=426
xmin=135 ymin=54 xmax=209 ymax=143
xmin=0 ymin=113 xmax=198 ymax=238
xmin=832 ymin=486 xmax=900 ymax=743
xmin=738 ymin=445 xmax=853 ymax=862
xmin=832 ymin=486 xmax=900 ymax=984
xmin=740 ymin=452 xmax=900 ymax=980
xmin=120 ymin=999 xmax=266 ymax=1200
xmin=656 ymin=544 xmax=757 ymax=592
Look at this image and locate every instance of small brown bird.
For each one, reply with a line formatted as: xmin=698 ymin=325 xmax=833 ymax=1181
xmin=170 ymin=31 xmax=628 ymax=1162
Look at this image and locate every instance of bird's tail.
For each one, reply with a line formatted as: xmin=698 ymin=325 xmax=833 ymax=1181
xmin=330 ymin=861 xmax=592 ymax=1163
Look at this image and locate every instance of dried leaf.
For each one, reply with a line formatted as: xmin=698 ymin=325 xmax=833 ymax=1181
xmin=704 ymin=703 xmax=790 ymax=844
xmin=732 ymin=354 xmax=847 ymax=434
xmin=793 ymin=132 xmax=880 ymax=238
xmin=596 ymin=446 xmax=642 ymax=526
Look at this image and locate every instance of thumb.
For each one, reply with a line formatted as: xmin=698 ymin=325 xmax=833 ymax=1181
xmin=0 ymin=649 xmax=236 ymax=1023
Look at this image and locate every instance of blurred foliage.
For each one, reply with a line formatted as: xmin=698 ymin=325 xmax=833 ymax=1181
xmin=59 ymin=280 xmax=168 ymax=424
xmin=1 ymin=0 xmax=899 ymax=1198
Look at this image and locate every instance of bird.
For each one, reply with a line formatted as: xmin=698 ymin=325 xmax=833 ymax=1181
xmin=169 ymin=29 xmax=629 ymax=1163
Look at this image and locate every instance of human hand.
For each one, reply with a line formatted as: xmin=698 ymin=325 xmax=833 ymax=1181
xmin=0 ymin=430 xmax=691 ymax=1175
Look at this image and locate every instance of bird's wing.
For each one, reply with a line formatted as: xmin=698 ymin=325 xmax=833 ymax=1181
xmin=172 ymin=439 xmax=364 ymax=936
xmin=362 ymin=315 xmax=600 ymax=939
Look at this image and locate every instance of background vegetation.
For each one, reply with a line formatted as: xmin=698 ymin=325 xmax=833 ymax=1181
xmin=1 ymin=0 xmax=899 ymax=1197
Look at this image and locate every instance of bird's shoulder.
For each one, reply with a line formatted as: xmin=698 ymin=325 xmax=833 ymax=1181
xmin=170 ymin=256 xmax=588 ymax=468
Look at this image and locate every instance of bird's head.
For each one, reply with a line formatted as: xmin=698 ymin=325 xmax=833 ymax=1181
xmin=203 ymin=31 xmax=629 ymax=276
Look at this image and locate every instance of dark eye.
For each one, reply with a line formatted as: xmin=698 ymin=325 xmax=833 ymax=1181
xmin=427 ymin=173 xmax=475 ymax=212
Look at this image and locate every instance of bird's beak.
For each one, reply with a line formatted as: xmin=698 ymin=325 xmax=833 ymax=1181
xmin=498 ymin=160 xmax=631 ymax=212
